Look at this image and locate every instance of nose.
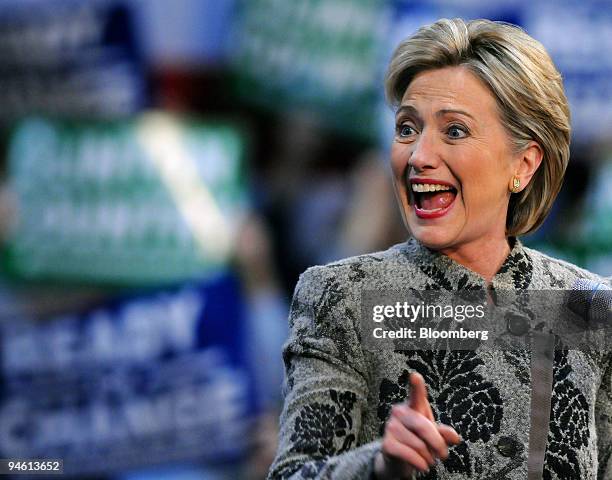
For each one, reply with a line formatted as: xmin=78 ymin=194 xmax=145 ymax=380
xmin=408 ymin=128 xmax=441 ymax=173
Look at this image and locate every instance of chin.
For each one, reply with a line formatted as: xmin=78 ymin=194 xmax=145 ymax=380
xmin=407 ymin=223 xmax=458 ymax=251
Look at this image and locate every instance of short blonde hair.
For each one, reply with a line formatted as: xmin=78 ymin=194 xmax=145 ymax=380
xmin=386 ymin=18 xmax=570 ymax=236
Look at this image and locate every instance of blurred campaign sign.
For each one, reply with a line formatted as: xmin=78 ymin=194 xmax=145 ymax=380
xmin=0 ymin=272 xmax=257 ymax=475
xmin=4 ymin=114 xmax=247 ymax=285
xmin=231 ymin=0 xmax=391 ymax=141
xmin=577 ymin=157 xmax=612 ymax=273
xmin=134 ymin=0 xmax=237 ymax=67
xmin=522 ymin=1 xmax=612 ymax=144
xmin=0 ymin=0 xmax=146 ymax=120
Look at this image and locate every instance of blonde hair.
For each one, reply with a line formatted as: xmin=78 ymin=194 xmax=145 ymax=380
xmin=386 ymin=18 xmax=570 ymax=236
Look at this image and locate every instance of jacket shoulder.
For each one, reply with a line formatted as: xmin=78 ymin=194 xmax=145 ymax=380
xmin=299 ymin=242 xmax=411 ymax=284
xmin=289 ymin=243 xmax=415 ymax=328
xmin=524 ymin=245 xmax=609 ymax=288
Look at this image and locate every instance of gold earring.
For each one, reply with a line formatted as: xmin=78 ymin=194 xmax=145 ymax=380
xmin=509 ymin=176 xmax=521 ymax=193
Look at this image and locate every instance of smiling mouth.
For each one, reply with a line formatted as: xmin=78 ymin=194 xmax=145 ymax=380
xmin=409 ymin=180 xmax=457 ymax=218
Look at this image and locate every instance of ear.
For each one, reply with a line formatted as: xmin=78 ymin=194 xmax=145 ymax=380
xmin=512 ymin=141 xmax=543 ymax=190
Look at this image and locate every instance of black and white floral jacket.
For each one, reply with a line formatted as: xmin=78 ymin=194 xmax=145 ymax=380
xmin=268 ymin=238 xmax=612 ymax=479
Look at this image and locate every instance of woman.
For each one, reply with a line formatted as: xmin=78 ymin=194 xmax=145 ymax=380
xmin=268 ymin=19 xmax=611 ymax=479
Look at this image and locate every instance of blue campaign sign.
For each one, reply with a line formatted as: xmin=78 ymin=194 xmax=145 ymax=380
xmin=0 ymin=273 xmax=257 ymax=475
xmin=521 ymin=1 xmax=612 ymax=143
xmin=0 ymin=0 xmax=147 ymax=120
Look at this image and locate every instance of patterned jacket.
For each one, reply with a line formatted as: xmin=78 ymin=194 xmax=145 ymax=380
xmin=268 ymin=238 xmax=612 ymax=479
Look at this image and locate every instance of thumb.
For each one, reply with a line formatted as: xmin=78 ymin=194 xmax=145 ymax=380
xmin=408 ymin=372 xmax=435 ymax=422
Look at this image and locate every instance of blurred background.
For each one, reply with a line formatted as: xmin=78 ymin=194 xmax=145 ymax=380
xmin=0 ymin=0 xmax=608 ymax=478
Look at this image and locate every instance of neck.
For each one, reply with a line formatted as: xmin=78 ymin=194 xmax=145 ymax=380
xmin=439 ymin=235 xmax=512 ymax=283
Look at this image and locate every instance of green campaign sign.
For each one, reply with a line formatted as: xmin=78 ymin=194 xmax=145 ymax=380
xmin=4 ymin=114 xmax=247 ymax=285
xmin=232 ymin=0 xmax=389 ymax=141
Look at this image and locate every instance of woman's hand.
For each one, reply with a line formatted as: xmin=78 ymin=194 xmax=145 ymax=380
xmin=374 ymin=372 xmax=461 ymax=479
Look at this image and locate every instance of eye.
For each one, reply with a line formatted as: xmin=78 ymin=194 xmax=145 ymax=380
xmin=447 ymin=125 xmax=468 ymax=139
xmin=396 ymin=123 xmax=416 ymax=138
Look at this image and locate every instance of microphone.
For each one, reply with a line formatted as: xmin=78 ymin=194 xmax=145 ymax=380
xmin=567 ymin=279 xmax=612 ymax=328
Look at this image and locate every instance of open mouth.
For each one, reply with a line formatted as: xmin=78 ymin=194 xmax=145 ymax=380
xmin=409 ymin=179 xmax=457 ymax=218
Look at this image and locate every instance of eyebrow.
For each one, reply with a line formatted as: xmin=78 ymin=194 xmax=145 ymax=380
xmin=395 ymin=105 xmax=475 ymax=121
xmin=436 ymin=108 xmax=475 ymax=120
xmin=395 ymin=105 xmax=420 ymax=120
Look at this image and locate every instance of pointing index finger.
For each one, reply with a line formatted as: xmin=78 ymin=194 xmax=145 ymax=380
xmin=408 ymin=372 xmax=435 ymax=422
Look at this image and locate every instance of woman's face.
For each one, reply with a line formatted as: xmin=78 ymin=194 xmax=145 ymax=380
xmin=391 ymin=66 xmax=519 ymax=254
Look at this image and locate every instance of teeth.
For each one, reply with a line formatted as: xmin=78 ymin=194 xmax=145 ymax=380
xmin=411 ymin=183 xmax=453 ymax=193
